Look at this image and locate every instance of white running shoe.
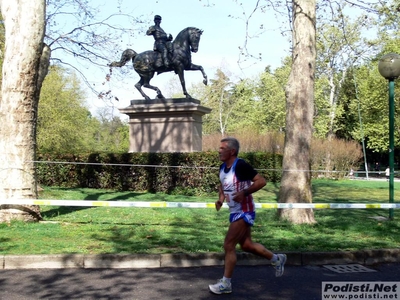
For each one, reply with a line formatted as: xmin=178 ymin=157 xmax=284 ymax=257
xmin=208 ymin=278 xmax=232 ymax=294
xmin=272 ymin=254 xmax=287 ymax=277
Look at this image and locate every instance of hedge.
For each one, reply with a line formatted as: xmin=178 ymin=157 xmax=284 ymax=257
xmin=36 ymin=152 xmax=283 ymax=195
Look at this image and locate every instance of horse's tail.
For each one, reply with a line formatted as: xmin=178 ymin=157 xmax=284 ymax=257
xmin=109 ymin=49 xmax=137 ymax=67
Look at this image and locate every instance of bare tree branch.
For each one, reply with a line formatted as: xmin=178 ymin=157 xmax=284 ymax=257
xmin=45 ymin=0 xmax=148 ymax=102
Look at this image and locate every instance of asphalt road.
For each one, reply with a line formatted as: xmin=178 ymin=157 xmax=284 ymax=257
xmin=0 ymin=262 xmax=399 ymax=300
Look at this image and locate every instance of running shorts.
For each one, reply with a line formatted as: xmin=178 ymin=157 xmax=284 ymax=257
xmin=229 ymin=211 xmax=256 ymax=226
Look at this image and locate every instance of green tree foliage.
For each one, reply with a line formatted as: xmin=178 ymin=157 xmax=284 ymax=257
xmin=331 ymin=68 xmax=359 ymax=141
xmin=37 ymin=66 xmax=130 ymax=153
xmin=314 ymin=9 xmax=375 ymax=139
xmin=376 ymin=0 xmax=400 ymax=36
xmin=37 ymin=65 xmax=99 ymax=153
xmin=94 ymin=108 xmax=129 ymax=152
xmin=211 ymin=0 xmax=400 ymax=158
xmin=199 ymin=64 xmax=290 ymax=136
xmin=349 ymin=63 xmax=400 ymax=152
xmin=331 ymin=0 xmax=400 ymax=153
xmin=201 ymin=69 xmax=234 ymax=135
xmin=227 ymin=79 xmax=259 ymax=133
xmin=255 ymin=63 xmax=289 ymax=133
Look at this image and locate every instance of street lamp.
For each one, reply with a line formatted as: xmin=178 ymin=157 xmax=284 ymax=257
xmin=378 ymin=53 xmax=400 ymax=220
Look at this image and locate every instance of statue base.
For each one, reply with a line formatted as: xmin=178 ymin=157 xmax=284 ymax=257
xmin=119 ymin=98 xmax=211 ymax=153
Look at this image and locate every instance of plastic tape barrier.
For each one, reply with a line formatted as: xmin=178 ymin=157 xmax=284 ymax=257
xmin=0 ymin=199 xmax=399 ymax=209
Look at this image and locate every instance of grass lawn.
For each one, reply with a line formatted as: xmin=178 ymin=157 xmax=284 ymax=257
xmin=0 ymin=179 xmax=399 ymax=255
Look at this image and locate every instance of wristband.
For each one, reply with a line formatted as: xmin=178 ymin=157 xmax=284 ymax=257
xmin=244 ymin=189 xmax=250 ymax=197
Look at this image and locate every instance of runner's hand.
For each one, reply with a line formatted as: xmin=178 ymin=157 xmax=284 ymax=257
xmin=215 ymin=200 xmax=223 ymax=211
xmin=232 ymin=191 xmax=245 ymax=203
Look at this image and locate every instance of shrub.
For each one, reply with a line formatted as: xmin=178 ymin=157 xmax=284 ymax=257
xmin=36 ymin=133 xmax=362 ymax=194
xmin=36 ymin=151 xmax=282 ymax=195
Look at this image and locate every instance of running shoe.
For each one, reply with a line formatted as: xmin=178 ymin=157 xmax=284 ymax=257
xmin=208 ymin=278 xmax=232 ymax=294
xmin=272 ymin=254 xmax=287 ymax=277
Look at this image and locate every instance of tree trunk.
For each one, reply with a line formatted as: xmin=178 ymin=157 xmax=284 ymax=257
xmin=278 ymin=0 xmax=316 ymax=224
xmin=0 ymin=0 xmax=46 ymax=222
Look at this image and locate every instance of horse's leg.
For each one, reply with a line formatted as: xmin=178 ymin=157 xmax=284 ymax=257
xmin=177 ymin=64 xmax=208 ymax=99
xmin=142 ymin=82 xmax=165 ymax=99
xmin=135 ymin=71 xmax=165 ymax=99
xmin=187 ymin=63 xmax=208 ymax=86
xmin=177 ymin=68 xmax=192 ymax=99
xmin=135 ymin=78 xmax=151 ymax=101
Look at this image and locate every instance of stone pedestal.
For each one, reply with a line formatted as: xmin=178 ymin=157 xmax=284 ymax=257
xmin=119 ymin=98 xmax=211 ymax=153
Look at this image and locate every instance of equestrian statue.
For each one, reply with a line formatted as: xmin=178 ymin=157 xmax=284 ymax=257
xmin=109 ymin=15 xmax=208 ymax=100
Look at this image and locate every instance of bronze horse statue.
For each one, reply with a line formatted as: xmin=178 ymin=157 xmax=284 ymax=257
xmin=109 ymin=27 xmax=207 ymax=100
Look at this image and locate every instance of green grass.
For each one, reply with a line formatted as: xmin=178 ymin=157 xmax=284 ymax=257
xmin=1 ymin=179 xmax=399 ymax=255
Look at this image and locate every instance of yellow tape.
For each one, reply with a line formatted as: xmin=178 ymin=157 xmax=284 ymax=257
xmin=93 ymin=201 xmax=109 ymax=207
xmin=149 ymin=202 xmax=167 ymax=208
xmin=314 ymin=204 xmax=330 ymax=209
xmin=33 ymin=200 xmax=52 ymax=206
xmin=260 ymin=203 xmax=278 ymax=209
xmin=365 ymin=204 xmax=382 ymax=209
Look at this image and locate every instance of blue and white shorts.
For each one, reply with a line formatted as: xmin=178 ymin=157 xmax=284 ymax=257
xmin=229 ymin=212 xmax=256 ymax=226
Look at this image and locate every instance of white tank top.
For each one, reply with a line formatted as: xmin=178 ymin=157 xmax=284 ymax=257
xmin=219 ymin=159 xmax=254 ymax=213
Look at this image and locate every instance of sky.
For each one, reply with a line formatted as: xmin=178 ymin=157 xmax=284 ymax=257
xmin=78 ymin=0 xmax=292 ymax=115
xmin=52 ymin=0 xmax=378 ymax=117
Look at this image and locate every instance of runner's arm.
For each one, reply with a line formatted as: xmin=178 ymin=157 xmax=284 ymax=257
xmin=215 ymin=184 xmax=225 ymax=211
xmin=233 ymin=173 xmax=266 ymax=202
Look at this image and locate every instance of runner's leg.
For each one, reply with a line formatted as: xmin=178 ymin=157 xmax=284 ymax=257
xmin=223 ymin=218 xmax=249 ymax=278
xmin=240 ymin=226 xmax=274 ymax=259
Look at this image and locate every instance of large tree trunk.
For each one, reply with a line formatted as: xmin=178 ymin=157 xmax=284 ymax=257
xmin=278 ymin=0 xmax=316 ymax=224
xmin=0 ymin=0 xmax=46 ymax=222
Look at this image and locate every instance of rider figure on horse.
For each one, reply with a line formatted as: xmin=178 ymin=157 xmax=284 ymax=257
xmin=146 ymin=15 xmax=173 ymax=68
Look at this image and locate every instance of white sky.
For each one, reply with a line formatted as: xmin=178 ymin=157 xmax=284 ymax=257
xmin=79 ymin=0 xmax=291 ymax=114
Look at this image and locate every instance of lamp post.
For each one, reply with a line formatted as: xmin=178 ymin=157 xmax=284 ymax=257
xmin=378 ymin=53 xmax=400 ymax=220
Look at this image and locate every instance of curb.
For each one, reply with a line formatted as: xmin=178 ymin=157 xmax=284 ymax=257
xmin=1 ymin=249 xmax=400 ymax=269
